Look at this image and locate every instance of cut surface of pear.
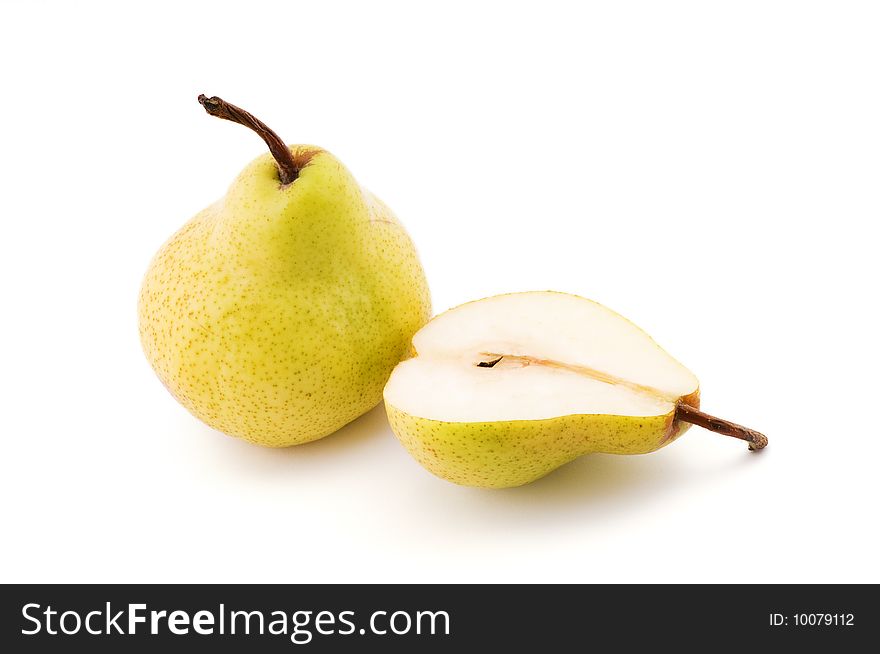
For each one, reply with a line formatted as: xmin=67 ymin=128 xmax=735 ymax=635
xmin=384 ymin=292 xmax=764 ymax=488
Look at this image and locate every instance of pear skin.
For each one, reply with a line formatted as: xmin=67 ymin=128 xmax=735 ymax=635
xmin=386 ymin=407 xmax=683 ymax=489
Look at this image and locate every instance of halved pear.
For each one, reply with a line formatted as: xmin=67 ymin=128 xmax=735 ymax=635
xmin=384 ymin=292 xmax=766 ymax=488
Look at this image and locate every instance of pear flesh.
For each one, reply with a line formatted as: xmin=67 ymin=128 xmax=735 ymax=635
xmin=384 ymin=292 xmax=712 ymax=488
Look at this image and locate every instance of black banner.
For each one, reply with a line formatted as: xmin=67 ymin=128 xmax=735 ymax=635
xmin=1 ymin=584 xmax=874 ymax=651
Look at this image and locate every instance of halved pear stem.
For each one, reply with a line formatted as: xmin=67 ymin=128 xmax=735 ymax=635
xmin=197 ymin=94 xmax=299 ymax=185
xmin=676 ymin=403 xmax=768 ymax=451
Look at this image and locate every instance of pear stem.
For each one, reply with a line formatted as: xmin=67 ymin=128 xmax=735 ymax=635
xmin=675 ymin=404 xmax=768 ymax=451
xmin=197 ymin=94 xmax=299 ymax=185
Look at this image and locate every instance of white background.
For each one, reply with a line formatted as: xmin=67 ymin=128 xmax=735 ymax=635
xmin=1 ymin=1 xmax=878 ymax=583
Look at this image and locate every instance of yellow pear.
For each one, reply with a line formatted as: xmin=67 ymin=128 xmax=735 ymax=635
xmin=139 ymin=95 xmax=431 ymax=446
xmin=384 ymin=292 xmax=765 ymax=488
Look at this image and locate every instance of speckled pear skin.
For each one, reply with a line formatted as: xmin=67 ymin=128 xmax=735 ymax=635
xmin=138 ymin=146 xmax=431 ymax=446
xmin=386 ymin=389 xmax=699 ymax=488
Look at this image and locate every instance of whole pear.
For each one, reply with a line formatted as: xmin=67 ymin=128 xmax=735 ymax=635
xmin=139 ymin=95 xmax=431 ymax=446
